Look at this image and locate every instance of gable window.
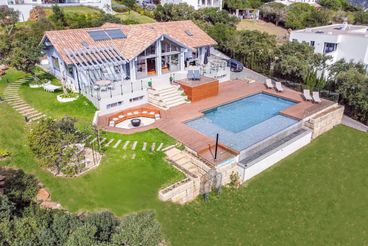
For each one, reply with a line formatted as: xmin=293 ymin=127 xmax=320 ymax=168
xmin=52 ymin=56 xmax=60 ymax=71
xmin=324 ymin=42 xmax=337 ymax=53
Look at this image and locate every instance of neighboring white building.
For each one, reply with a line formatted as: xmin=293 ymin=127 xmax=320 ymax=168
xmin=290 ymin=23 xmax=368 ymax=67
xmin=274 ymin=0 xmax=319 ymax=7
xmin=160 ymin=0 xmax=222 ymax=10
xmin=1 ymin=0 xmax=112 ymax=22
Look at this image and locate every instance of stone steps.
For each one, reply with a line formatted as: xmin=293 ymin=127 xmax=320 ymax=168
xmin=148 ymin=85 xmax=188 ymax=109
xmin=4 ymin=80 xmax=46 ymax=122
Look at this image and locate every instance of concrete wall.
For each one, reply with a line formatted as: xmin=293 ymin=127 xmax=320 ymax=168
xmin=238 ymin=129 xmax=312 ymax=183
xmin=306 ymin=105 xmax=344 ymax=138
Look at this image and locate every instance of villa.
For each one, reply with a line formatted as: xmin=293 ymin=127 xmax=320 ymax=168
xmin=0 ymin=0 xmax=112 ymax=22
xmin=41 ymin=21 xmax=230 ymax=112
xmin=290 ymin=22 xmax=368 ymax=68
xmin=41 ymin=21 xmax=344 ymax=204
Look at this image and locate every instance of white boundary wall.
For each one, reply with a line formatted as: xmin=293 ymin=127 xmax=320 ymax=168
xmin=238 ymin=130 xmax=312 ymax=183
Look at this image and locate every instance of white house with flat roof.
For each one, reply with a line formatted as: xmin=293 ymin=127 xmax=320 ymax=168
xmin=1 ymin=0 xmax=112 ymax=22
xmin=274 ymin=0 xmax=319 ymax=6
xmin=159 ymin=0 xmax=222 ymax=10
xmin=290 ymin=23 xmax=368 ymax=67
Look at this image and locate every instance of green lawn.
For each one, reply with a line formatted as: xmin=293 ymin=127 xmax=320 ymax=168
xmin=115 ymin=11 xmax=155 ymax=24
xmin=44 ymin=6 xmax=102 ymax=16
xmin=1 ymin=69 xmax=367 ymax=245
xmin=0 ymin=69 xmax=183 ymax=215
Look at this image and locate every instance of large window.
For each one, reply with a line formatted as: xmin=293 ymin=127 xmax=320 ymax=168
xmin=324 ymin=42 xmax=337 ymax=53
xmin=162 ymin=54 xmax=180 ymax=74
xmin=52 ymin=56 xmax=60 ymax=71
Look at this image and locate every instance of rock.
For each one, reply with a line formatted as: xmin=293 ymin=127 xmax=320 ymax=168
xmin=36 ymin=188 xmax=50 ymax=202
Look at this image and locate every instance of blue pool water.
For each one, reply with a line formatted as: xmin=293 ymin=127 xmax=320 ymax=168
xmin=186 ymin=93 xmax=298 ymax=151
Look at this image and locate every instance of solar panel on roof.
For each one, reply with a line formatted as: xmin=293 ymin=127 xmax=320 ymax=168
xmin=88 ymin=30 xmax=110 ymax=41
xmin=105 ymin=29 xmax=126 ymax=39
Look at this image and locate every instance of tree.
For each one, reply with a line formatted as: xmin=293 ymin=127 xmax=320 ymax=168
xmin=65 ymin=224 xmax=97 ymax=246
xmin=112 ymin=211 xmax=163 ymax=246
xmin=154 ymin=3 xmax=195 ymax=21
xmin=224 ymin=0 xmax=262 ymax=9
xmin=28 ymin=116 xmax=81 ymax=175
xmin=319 ymin=0 xmax=349 ymax=10
xmin=123 ymin=0 xmax=136 ymax=14
xmin=285 ymin=3 xmax=317 ymax=29
xmin=273 ymin=40 xmax=330 ymax=82
xmin=49 ymin=5 xmax=67 ymax=28
xmin=260 ymin=2 xmax=287 ymax=26
xmin=84 ymin=211 xmax=119 ymax=243
xmin=229 ymin=30 xmax=277 ymax=75
xmin=0 ymin=6 xmax=19 ymax=35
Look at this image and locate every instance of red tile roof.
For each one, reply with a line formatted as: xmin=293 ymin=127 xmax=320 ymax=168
xmin=43 ymin=20 xmax=217 ymax=64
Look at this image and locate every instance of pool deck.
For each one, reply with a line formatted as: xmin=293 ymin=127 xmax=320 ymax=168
xmin=97 ymin=80 xmax=336 ymax=165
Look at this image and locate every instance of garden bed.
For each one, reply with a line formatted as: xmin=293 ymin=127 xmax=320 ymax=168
xmin=57 ymin=93 xmax=79 ymax=103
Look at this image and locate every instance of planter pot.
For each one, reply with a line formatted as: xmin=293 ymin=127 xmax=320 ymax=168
xmin=29 ymin=83 xmax=45 ymax=88
xmin=57 ymin=94 xmax=79 ymax=103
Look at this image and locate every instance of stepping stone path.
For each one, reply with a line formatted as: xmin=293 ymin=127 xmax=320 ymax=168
xmin=142 ymin=142 xmax=147 ymax=151
xmin=157 ymin=143 xmax=164 ymax=151
xmin=150 ymin=143 xmax=156 ymax=152
xmin=131 ymin=153 xmax=136 ymax=159
xmin=4 ymin=79 xmax=46 ymax=122
xmin=122 ymin=140 xmax=130 ymax=150
xmin=131 ymin=141 xmax=138 ymax=150
xmin=90 ymin=138 xmax=97 ymax=144
xmin=113 ymin=139 xmax=121 ymax=148
xmin=105 ymin=139 xmax=114 ymax=147
xmin=122 ymin=154 xmax=127 ymax=159
xmin=100 ymin=138 xmax=107 ymax=145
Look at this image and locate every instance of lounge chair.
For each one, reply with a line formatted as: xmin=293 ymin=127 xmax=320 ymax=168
xmin=303 ymin=89 xmax=313 ymax=101
xmin=265 ymin=79 xmax=274 ymax=89
xmin=193 ymin=70 xmax=201 ymax=80
xmin=187 ymin=70 xmax=194 ymax=80
xmin=275 ymin=82 xmax=284 ymax=92
xmin=312 ymin=91 xmax=321 ymax=103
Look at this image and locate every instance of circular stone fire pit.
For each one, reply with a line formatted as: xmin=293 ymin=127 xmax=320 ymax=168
xmin=131 ymin=118 xmax=141 ymax=127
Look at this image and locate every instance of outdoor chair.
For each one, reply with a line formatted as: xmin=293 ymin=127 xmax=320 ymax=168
xmin=193 ymin=70 xmax=201 ymax=80
xmin=303 ymin=89 xmax=313 ymax=101
xmin=187 ymin=70 xmax=194 ymax=80
xmin=312 ymin=91 xmax=322 ymax=103
xmin=265 ymin=79 xmax=274 ymax=89
xmin=275 ymin=82 xmax=284 ymax=92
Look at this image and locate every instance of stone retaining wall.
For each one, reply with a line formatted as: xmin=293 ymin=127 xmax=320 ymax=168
xmin=158 ymin=178 xmax=200 ymax=204
xmin=306 ymin=105 xmax=344 ymax=138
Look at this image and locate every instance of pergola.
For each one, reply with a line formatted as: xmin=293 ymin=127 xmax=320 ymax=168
xmin=64 ymin=46 xmax=127 ymax=86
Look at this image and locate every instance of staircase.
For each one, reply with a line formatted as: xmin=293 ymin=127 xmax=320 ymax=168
xmin=3 ymin=79 xmax=46 ymax=122
xmin=148 ymin=85 xmax=188 ymax=109
xmin=165 ymin=147 xmax=210 ymax=178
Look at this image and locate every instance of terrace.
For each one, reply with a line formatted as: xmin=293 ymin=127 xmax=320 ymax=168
xmin=97 ymin=79 xmax=337 ymax=165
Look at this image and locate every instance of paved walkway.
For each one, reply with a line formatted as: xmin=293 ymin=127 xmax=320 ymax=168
xmin=342 ymin=115 xmax=368 ymax=133
xmin=4 ymin=79 xmax=46 ymax=122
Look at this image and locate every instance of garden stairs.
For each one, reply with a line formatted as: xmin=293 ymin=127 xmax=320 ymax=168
xmin=3 ymin=79 xmax=46 ymax=122
xmin=148 ymin=85 xmax=188 ymax=109
xmin=159 ymin=147 xmax=212 ymax=204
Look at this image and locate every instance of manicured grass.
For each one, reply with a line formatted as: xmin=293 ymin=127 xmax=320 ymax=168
xmin=19 ymin=84 xmax=96 ymax=127
xmin=237 ymin=20 xmax=289 ymax=44
xmin=115 ymin=11 xmax=155 ymax=24
xmin=2 ymin=69 xmax=367 ymax=245
xmin=43 ymin=6 xmax=102 ymax=17
xmin=157 ymin=125 xmax=368 ymax=245
xmin=0 ymin=69 xmax=183 ymax=215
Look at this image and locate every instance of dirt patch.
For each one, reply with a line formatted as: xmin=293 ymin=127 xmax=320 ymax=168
xmin=237 ymin=20 xmax=289 ymax=44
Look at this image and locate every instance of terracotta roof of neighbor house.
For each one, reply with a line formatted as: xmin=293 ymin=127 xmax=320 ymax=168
xmin=43 ymin=20 xmax=217 ymax=64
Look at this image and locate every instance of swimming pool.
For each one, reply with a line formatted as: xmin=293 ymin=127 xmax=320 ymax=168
xmin=186 ymin=93 xmax=299 ymax=151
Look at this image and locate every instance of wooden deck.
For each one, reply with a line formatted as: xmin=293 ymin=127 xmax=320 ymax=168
xmin=97 ymin=80 xmax=337 ymax=165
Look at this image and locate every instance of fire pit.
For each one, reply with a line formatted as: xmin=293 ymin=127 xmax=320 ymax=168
xmin=131 ymin=118 xmax=141 ymax=127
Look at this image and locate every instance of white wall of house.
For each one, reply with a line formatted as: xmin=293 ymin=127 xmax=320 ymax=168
xmin=290 ymin=29 xmax=368 ymax=67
